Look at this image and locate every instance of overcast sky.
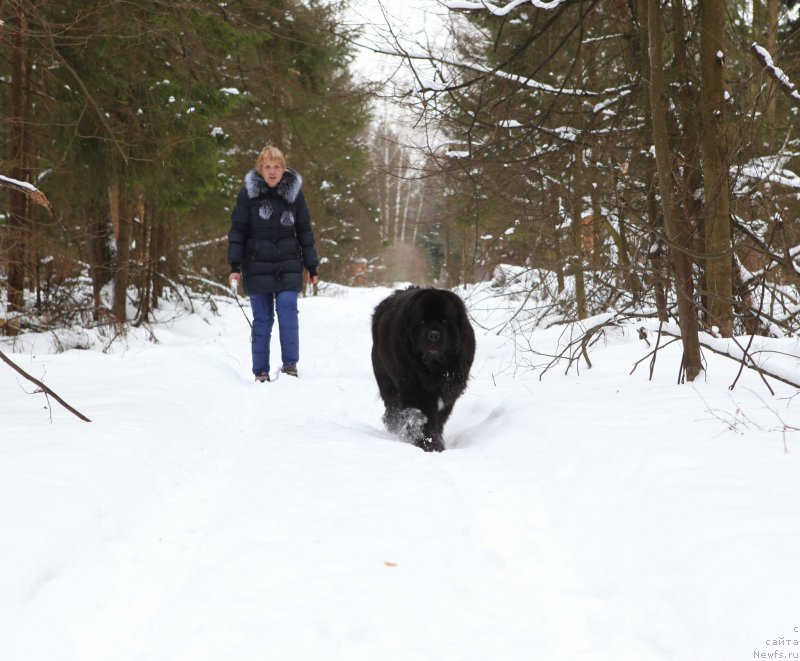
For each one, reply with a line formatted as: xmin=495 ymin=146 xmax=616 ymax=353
xmin=342 ymin=0 xmax=465 ymax=149
xmin=345 ymin=0 xmax=452 ymax=82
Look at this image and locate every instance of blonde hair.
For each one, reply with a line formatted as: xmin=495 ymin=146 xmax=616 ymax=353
xmin=256 ymin=145 xmax=286 ymax=170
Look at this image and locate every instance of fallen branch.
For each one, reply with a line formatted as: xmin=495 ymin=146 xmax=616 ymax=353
xmin=0 ymin=348 xmax=91 ymax=422
xmin=540 ymin=313 xmax=621 ymax=379
xmin=630 ymin=333 xmax=681 ymax=377
xmin=657 ymin=328 xmax=800 ymax=391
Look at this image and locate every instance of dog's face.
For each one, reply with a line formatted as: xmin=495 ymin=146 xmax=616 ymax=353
xmin=410 ymin=292 xmax=464 ymax=366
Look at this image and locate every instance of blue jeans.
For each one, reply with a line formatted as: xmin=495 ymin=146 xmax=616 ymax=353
xmin=249 ymin=291 xmax=299 ymax=374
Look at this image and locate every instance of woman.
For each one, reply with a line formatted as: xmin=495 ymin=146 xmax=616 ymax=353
xmin=228 ymin=145 xmax=319 ymax=382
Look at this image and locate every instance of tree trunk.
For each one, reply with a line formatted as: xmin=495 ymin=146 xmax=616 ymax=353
xmin=608 ymin=158 xmax=642 ymax=302
xmin=152 ymin=216 xmax=167 ymax=308
xmin=110 ymin=182 xmax=131 ymax=323
xmin=5 ymin=4 xmax=32 ymax=332
xmin=571 ymin=33 xmax=587 ymax=320
xmin=646 ymin=0 xmax=703 ymax=380
xmin=633 ymin=0 xmax=668 ymax=322
xmin=134 ymin=220 xmax=152 ymax=327
xmin=671 ymin=0 xmax=706 ymax=325
xmin=380 ymin=140 xmax=390 ymax=244
xmin=766 ymin=0 xmax=778 ymax=125
xmin=162 ymin=216 xmax=180 ymax=295
xmin=699 ymin=0 xmax=733 ymax=336
xmin=570 ymin=153 xmax=588 ymax=320
xmin=752 ymin=0 xmax=779 ymax=126
xmin=133 ymin=193 xmax=150 ymax=326
xmin=88 ymin=207 xmax=113 ymax=323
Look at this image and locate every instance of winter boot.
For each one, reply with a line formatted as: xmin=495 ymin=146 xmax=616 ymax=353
xmin=255 ymin=372 xmax=271 ymax=383
xmin=281 ymin=363 xmax=298 ymax=377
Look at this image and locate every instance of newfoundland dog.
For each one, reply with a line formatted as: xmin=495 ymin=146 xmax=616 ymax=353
xmin=371 ymin=286 xmax=476 ymax=452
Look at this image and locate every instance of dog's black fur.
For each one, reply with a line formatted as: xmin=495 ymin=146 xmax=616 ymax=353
xmin=371 ymin=287 xmax=476 ymax=452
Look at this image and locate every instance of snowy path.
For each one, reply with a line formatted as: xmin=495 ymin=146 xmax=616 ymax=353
xmin=3 ymin=286 xmax=800 ymax=660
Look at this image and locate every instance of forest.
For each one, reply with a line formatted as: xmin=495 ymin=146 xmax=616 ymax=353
xmin=3 ymin=0 xmax=800 ymax=383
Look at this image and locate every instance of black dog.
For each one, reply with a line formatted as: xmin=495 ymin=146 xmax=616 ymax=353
xmin=371 ymin=286 xmax=476 ymax=452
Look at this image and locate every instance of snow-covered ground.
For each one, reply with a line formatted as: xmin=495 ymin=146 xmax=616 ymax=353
xmin=2 ymin=283 xmax=800 ymax=661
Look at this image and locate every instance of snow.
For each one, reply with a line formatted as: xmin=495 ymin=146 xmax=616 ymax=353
xmin=0 ymin=174 xmax=37 ymax=191
xmin=414 ymin=77 xmax=448 ymax=92
xmin=752 ymin=42 xmax=800 ymax=104
xmin=446 ymin=0 xmax=568 ymax=15
xmin=3 ymin=283 xmax=800 ymax=660
xmin=753 ymin=44 xmax=779 ymax=76
xmin=736 ymin=154 xmax=800 ymax=192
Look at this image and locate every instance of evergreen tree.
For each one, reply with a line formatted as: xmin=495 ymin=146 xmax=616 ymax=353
xmin=1 ymin=0 xmax=374 ymax=330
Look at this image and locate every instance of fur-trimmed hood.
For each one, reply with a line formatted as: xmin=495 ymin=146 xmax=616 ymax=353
xmin=244 ymin=167 xmax=303 ymax=203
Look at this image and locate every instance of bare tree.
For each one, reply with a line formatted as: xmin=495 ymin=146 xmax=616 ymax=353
xmin=699 ymin=0 xmax=734 ymax=336
xmin=5 ymin=2 xmax=33 ymax=333
xmin=644 ymin=0 xmax=702 ymax=380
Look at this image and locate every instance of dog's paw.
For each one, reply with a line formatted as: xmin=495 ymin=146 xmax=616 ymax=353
xmin=397 ymin=408 xmax=427 ymax=444
xmin=383 ymin=408 xmax=403 ymax=434
xmin=417 ymin=436 xmax=445 ymax=453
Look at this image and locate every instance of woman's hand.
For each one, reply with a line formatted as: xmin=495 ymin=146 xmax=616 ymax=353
xmin=229 ymin=272 xmax=241 ymax=293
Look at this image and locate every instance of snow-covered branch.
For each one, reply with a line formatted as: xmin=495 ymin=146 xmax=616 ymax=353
xmin=180 ymin=236 xmax=227 ymax=252
xmin=365 ymin=43 xmax=626 ymax=98
xmin=0 ymin=174 xmax=55 ymax=214
xmin=750 ymin=43 xmax=800 ymax=108
xmin=446 ymin=0 xmax=568 ymax=15
xmin=651 ymin=323 xmax=800 ymax=391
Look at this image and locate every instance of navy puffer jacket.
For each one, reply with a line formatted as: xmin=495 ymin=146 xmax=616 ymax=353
xmin=227 ymin=168 xmax=318 ymax=294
